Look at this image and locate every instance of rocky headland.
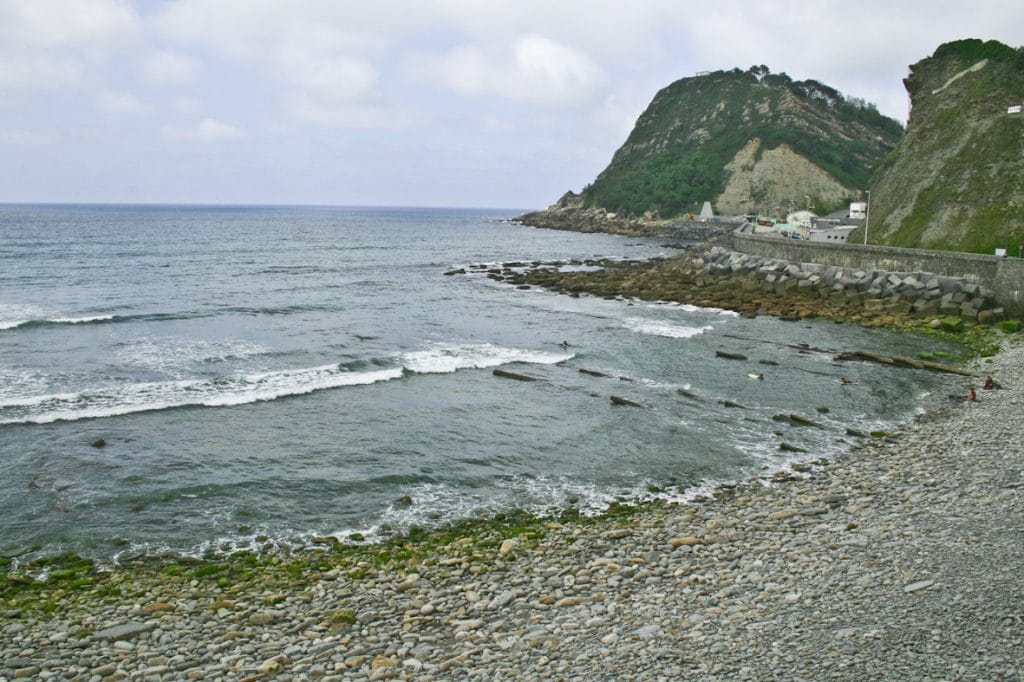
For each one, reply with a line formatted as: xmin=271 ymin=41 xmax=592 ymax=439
xmin=515 ymin=191 xmax=739 ymax=241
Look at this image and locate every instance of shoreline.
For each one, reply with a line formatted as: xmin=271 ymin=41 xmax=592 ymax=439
xmin=2 ymin=330 xmax=1020 ymax=678
xmin=3 ymin=243 xmax=1020 ymax=679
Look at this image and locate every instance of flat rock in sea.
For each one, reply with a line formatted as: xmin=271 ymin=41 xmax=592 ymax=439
xmin=492 ymin=368 xmax=538 ymax=382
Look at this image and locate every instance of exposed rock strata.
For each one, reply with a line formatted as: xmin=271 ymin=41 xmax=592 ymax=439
xmin=716 ymin=139 xmax=854 ymax=216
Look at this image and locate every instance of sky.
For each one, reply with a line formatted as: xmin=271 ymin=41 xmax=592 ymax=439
xmin=1 ymin=1 xmax=1022 ymax=209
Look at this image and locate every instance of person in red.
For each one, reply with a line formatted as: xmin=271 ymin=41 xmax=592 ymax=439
xmin=967 ymin=387 xmax=977 ymax=401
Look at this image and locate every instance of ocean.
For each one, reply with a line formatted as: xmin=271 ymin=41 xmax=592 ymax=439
xmin=0 ymin=205 xmax=960 ymax=562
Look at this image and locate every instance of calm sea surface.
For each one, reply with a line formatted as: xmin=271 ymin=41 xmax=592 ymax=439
xmin=0 ymin=205 xmax=960 ymax=561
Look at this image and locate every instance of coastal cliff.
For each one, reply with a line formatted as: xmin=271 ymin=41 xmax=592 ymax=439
xmin=857 ymin=39 xmax=1024 ymax=255
xmin=519 ymin=66 xmax=902 ymax=234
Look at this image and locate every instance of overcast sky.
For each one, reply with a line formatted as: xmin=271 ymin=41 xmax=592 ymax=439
xmin=1 ymin=1 xmax=1021 ymax=209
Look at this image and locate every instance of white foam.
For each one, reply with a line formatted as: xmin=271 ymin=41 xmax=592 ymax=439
xmin=0 ymin=303 xmax=45 ymax=330
xmin=49 ymin=315 xmax=114 ymax=324
xmin=202 ymin=365 xmax=403 ymax=406
xmin=623 ymin=318 xmax=713 ymax=339
xmin=118 ymin=337 xmax=268 ymax=375
xmin=378 ymin=483 xmax=493 ymax=528
xmin=0 ymin=365 xmax=51 ymax=402
xmin=402 ymin=343 xmax=573 ymax=374
xmin=0 ymin=305 xmax=116 ymax=330
xmin=645 ymin=301 xmax=740 ymax=317
xmin=1 ymin=342 xmax=575 ymax=424
xmin=0 ymin=364 xmax=404 ymax=424
xmin=498 ymin=475 xmax=622 ymax=516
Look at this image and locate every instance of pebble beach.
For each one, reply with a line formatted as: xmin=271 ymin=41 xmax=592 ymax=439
xmin=2 ymin=337 xmax=1022 ymax=681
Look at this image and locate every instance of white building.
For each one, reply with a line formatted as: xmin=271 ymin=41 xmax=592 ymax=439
xmin=808 ymin=225 xmax=857 ymax=243
xmin=786 ymin=210 xmax=816 ymax=228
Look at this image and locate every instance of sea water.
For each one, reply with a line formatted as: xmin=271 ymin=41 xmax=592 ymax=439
xmin=0 ymin=205 xmax=960 ymax=561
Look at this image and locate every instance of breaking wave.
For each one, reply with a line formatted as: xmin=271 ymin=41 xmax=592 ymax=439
xmin=0 ymin=343 xmax=573 ymax=425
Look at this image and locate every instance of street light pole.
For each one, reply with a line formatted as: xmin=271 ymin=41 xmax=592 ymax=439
xmin=863 ymin=190 xmax=871 ymax=245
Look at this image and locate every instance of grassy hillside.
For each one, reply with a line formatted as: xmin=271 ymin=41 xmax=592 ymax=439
xmin=581 ymin=67 xmax=902 ymax=217
xmin=863 ymin=39 xmax=1024 ymax=254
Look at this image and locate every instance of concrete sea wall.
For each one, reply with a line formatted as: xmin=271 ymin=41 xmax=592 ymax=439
xmin=730 ymin=232 xmax=1024 ymax=318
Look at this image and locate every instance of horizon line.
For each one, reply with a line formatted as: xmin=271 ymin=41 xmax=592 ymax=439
xmin=0 ymin=201 xmax=535 ymax=213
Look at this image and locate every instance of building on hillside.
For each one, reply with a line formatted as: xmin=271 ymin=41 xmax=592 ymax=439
xmin=750 ymin=217 xmax=808 ymax=239
xmin=786 ymin=210 xmax=816 ymax=228
xmin=807 ymin=225 xmax=857 ymax=242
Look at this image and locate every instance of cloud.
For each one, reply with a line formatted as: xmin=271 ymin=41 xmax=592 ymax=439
xmin=0 ymin=0 xmax=141 ymax=49
xmin=161 ymin=118 xmax=243 ymax=141
xmin=170 ymin=96 xmax=203 ymax=115
xmin=0 ymin=128 xmax=61 ymax=146
xmin=155 ymin=1 xmax=397 ymax=59
xmin=0 ymin=47 xmax=84 ymax=91
xmin=140 ymin=49 xmax=200 ymax=84
xmin=153 ymin=1 xmax=411 ymax=128
xmin=277 ymin=48 xmax=377 ymax=101
xmin=422 ymin=34 xmax=606 ymax=107
xmin=273 ymin=46 xmax=393 ymax=127
xmin=0 ymin=0 xmax=141 ymax=93
xmin=677 ymin=0 xmax=1024 ymax=121
xmin=95 ymin=88 xmax=152 ymax=115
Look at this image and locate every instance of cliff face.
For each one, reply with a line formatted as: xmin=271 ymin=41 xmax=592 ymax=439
xmin=520 ymin=66 xmax=902 ymax=233
xmin=861 ymin=40 xmax=1024 ymax=255
xmin=715 ymin=139 xmax=853 ymax=216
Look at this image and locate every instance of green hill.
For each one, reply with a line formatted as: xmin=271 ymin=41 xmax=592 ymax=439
xmin=579 ymin=66 xmax=902 ymax=219
xmin=855 ymin=39 xmax=1024 ymax=255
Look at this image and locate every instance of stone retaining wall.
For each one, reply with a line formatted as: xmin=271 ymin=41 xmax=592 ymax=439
xmin=706 ymin=244 xmax=1007 ymax=323
xmin=730 ymin=232 xmax=1024 ymax=318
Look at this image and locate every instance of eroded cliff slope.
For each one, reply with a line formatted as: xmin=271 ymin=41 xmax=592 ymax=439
xmin=860 ymin=39 xmax=1024 ymax=255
